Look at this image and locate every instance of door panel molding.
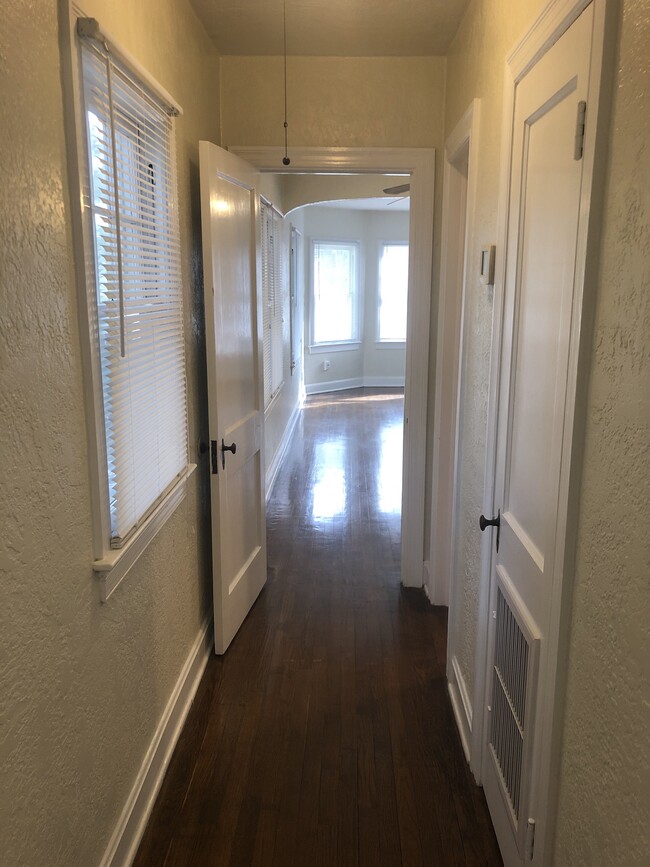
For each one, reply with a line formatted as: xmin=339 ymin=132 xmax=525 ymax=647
xmin=231 ymin=146 xmax=435 ymax=590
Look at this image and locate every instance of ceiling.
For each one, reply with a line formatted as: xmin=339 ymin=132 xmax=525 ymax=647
xmin=190 ymin=0 xmax=470 ymax=57
xmin=310 ymin=196 xmax=410 ymax=212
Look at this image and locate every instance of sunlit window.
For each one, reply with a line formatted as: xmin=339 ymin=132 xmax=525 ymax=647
xmin=378 ymin=243 xmax=409 ymax=342
xmin=311 ymin=240 xmax=359 ymax=345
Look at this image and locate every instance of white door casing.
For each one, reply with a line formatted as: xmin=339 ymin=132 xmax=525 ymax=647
xmin=231 ymin=147 xmax=435 ymax=589
xmin=479 ymin=1 xmax=612 ymax=863
xmin=432 ymin=101 xmax=483 ymax=773
xmin=199 ymin=142 xmax=267 ymax=655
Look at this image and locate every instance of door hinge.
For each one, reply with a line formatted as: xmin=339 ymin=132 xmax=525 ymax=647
xmin=574 ymin=100 xmax=587 ymax=160
xmin=525 ymin=818 xmax=536 ymax=861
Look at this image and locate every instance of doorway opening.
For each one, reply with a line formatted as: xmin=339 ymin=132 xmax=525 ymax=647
xmin=232 ymin=146 xmax=434 ymax=590
xmin=263 ymin=178 xmax=411 ymax=579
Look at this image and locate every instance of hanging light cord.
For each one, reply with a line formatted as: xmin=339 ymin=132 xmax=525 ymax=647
xmin=282 ymin=0 xmax=290 ymax=166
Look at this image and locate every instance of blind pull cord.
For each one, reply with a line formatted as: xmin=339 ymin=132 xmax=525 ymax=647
xmin=105 ymin=47 xmax=127 ymax=358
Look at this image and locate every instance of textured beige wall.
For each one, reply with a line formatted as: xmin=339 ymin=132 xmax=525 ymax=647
xmin=443 ymin=0 xmax=546 ymax=702
xmin=220 ymin=56 xmax=445 ymax=149
xmin=554 ymin=0 xmax=650 ymax=862
xmin=0 ymin=1 xmax=219 ymax=864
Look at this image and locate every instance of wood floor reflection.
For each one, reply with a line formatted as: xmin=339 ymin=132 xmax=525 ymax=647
xmin=134 ymin=388 xmax=502 ymax=866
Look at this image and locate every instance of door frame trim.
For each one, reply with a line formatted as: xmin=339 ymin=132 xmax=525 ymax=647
xmin=230 ymin=146 xmax=435 ymax=589
xmin=431 ymin=100 xmax=487 ymax=777
xmin=478 ymin=0 xmax=617 ymax=862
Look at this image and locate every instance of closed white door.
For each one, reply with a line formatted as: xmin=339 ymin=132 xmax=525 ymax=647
xmin=199 ymin=141 xmax=266 ymax=654
xmin=481 ymin=6 xmax=594 ymax=864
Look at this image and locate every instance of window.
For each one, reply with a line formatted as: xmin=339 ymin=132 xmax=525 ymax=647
xmin=311 ymin=240 xmax=360 ymax=346
xmin=73 ymin=20 xmax=189 ymax=592
xmin=261 ymin=202 xmax=285 ymax=408
xmin=377 ymin=243 xmax=409 ymax=342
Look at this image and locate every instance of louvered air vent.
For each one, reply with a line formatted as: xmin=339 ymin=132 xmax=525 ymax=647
xmin=489 ymin=580 xmax=540 ymax=826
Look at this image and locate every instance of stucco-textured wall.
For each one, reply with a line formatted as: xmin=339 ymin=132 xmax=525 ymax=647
xmin=443 ymin=0 xmax=547 ymax=703
xmin=554 ymin=0 xmax=650 ymax=862
xmin=0 ymin=1 xmax=219 ymax=864
xmin=220 ymin=56 xmax=445 ymax=149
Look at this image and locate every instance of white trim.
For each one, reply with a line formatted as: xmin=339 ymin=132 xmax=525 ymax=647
xmin=374 ymin=341 xmax=406 ymax=350
xmin=232 ymin=147 xmax=435 ymax=589
xmin=99 ymin=618 xmax=213 ymax=867
xmin=305 ymin=377 xmax=363 ymax=394
xmin=430 ymin=99 xmax=481 ymax=612
xmin=477 ymin=2 xmax=615 ymax=864
xmin=363 ymin=376 xmax=405 ymax=388
xmin=265 ymin=402 xmax=301 ymax=500
xmin=94 ymin=465 xmax=196 ymax=602
xmin=309 ymin=341 xmax=362 ymax=354
xmin=62 ymin=1 xmax=112 ymax=558
xmin=305 ymin=376 xmax=405 ymax=396
xmin=75 ymin=17 xmax=182 ymax=116
xmin=448 ymin=655 xmax=473 ymax=764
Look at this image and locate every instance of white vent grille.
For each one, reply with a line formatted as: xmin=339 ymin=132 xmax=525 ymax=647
xmin=489 ymin=582 xmax=538 ymax=824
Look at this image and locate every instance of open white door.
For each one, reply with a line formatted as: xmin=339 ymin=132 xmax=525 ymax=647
xmin=199 ymin=141 xmax=266 ymax=655
xmin=481 ymin=5 xmax=597 ymax=864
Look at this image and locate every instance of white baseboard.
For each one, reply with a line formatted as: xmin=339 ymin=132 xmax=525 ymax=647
xmin=448 ymin=655 xmax=473 ymax=765
xmin=362 ymin=376 xmax=405 ymax=388
xmin=100 ymin=619 xmax=214 ymax=867
xmin=305 ymin=376 xmax=405 ymax=395
xmin=265 ymin=402 xmax=301 ymax=501
xmin=422 ymin=560 xmax=433 ymax=602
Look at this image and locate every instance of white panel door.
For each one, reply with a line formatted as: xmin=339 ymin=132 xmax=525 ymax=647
xmin=481 ymin=6 xmax=594 ymax=864
xmin=199 ymin=141 xmax=266 ymax=655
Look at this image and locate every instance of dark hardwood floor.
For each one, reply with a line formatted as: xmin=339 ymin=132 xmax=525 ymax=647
xmin=134 ymin=388 xmax=502 ymax=866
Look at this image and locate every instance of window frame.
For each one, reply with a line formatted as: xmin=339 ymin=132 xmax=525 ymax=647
xmin=62 ymin=6 xmax=194 ymax=601
xmin=376 ymin=240 xmax=409 ymax=346
xmin=309 ymin=238 xmax=362 ymax=352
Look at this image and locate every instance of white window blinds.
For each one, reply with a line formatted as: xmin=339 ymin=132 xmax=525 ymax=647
xmin=79 ymin=32 xmax=188 ymax=548
xmin=261 ymin=202 xmax=285 ymax=408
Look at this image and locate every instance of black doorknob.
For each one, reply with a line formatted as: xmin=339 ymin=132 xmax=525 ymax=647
xmin=479 ymin=513 xmax=499 ymax=531
xmin=479 ymin=509 xmax=501 ymax=551
xmin=221 ymin=439 xmax=237 ymax=470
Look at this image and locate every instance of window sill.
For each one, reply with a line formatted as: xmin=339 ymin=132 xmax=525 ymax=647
xmin=309 ymin=341 xmax=361 ymax=354
xmin=93 ymin=463 xmax=196 ymax=602
xmin=375 ymin=340 xmax=406 ymax=349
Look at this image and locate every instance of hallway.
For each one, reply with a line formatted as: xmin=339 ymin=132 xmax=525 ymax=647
xmin=134 ymin=389 xmax=501 ymax=866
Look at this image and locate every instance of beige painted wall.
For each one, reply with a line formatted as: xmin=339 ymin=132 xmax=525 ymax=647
xmin=220 ymin=56 xmax=445 ymax=149
xmin=0 ymin=1 xmax=219 ymax=864
xmin=445 ymin=0 xmax=649 ymax=863
xmin=554 ymin=0 xmax=650 ymax=862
